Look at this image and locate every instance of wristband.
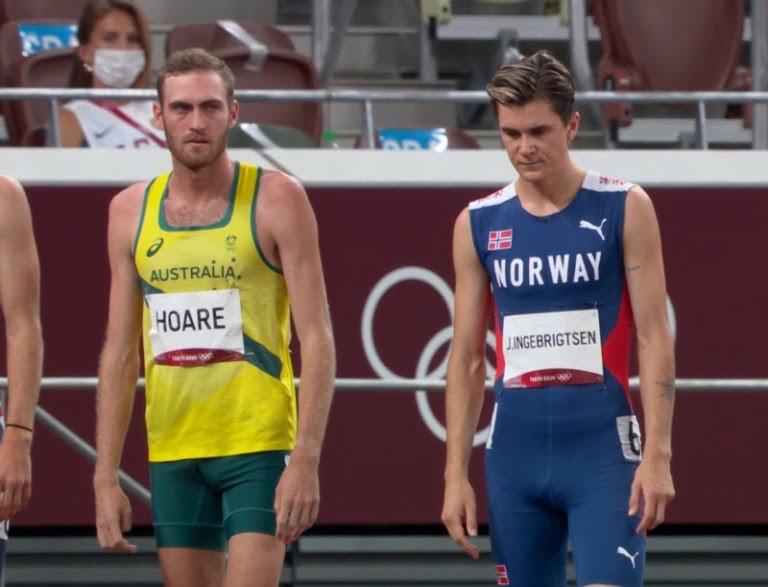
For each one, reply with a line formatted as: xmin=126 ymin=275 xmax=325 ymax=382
xmin=5 ymin=423 xmax=34 ymax=434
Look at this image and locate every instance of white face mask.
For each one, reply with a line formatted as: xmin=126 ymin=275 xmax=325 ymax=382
xmin=92 ymin=48 xmax=146 ymax=88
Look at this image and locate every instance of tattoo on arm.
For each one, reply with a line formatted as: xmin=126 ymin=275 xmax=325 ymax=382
xmin=626 ymin=264 xmax=640 ymax=272
xmin=655 ymin=377 xmax=675 ymax=401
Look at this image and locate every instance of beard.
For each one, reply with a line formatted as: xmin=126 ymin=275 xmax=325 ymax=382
xmin=166 ymin=130 xmax=228 ymax=171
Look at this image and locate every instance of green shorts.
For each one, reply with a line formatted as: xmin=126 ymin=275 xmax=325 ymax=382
xmin=149 ymin=451 xmax=288 ymax=550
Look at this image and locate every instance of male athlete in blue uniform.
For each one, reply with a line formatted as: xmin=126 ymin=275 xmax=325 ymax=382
xmin=442 ymin=51 xmax=675 ymax=586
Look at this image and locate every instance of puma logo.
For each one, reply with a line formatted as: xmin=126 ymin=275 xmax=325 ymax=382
xmin=579 ymin=218 xmax=607 ymax=241
xmin=617 ymin=546 xmax=640 ymax=569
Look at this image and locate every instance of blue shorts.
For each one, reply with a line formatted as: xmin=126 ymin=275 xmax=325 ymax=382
xmin=485 ymin=386 xmax=645 ymax=587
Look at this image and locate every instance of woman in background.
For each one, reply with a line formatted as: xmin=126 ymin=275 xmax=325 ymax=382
xmin=56 ymin=0 xmax=166 ymax=148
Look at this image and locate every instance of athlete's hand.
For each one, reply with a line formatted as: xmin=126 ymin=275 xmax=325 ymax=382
xmin=0 ymin=427 xmax=33 ymax=520
xmin=629 ymin=453 xmax=675 ymax=534
xmin=95 ymin=480 xmax=137 ymax=553
xmin=274 ymin=454 xmax=320 ymax=544
xmin=442 ymin=477 xmax=480 ymax=559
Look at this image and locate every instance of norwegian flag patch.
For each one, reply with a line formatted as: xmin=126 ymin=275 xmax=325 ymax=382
xmin=496 ymin=564 xmax=510 ymax=585
xmin=488 ymin=229 xmax=512 ymax=251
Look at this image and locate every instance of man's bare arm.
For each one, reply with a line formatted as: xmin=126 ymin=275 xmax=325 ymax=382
xmin=0 ymin=176 xmax=42 ymax=520
xmin=94 ymin=184 xmax=145 ymax=552
xmin=259 ymin=171 xmax=335 ymax=543
xmin=442 ymin=207 xmax=491 ymax=559
xmin=624 ymin=186 xmax=675 ymax=532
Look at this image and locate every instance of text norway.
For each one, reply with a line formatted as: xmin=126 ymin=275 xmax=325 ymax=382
xmin=493 ymin=252 xmax=601 ymax=287
xmin=155 ymin=307 xmax=226 ymax=332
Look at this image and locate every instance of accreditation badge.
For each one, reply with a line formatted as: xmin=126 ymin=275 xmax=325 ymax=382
xmin=146 ymin=289 xmax=245 ymax=366
xmin=502 ymin=308 xmax=604 ymax=388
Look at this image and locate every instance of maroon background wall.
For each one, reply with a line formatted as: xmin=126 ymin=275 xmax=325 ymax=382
xmin=7 ymin=184 xmax=768 ymax=528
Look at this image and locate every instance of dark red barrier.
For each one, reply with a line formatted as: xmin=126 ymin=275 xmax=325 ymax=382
xmin=5 ymin=184 xmax=767 ymax=528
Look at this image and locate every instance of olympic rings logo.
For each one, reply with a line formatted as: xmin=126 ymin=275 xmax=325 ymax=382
xmin=361 ymin=267 xmax=495 ymax=447
xmin=361 ymin=266 xmax=678 ymax=447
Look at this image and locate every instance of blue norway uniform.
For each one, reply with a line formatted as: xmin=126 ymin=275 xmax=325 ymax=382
xmin=469 ymin=171 xmax=644 ymax=587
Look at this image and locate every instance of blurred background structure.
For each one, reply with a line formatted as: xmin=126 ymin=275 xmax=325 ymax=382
xmin=1 ymin=0 xmax=768 ymax=585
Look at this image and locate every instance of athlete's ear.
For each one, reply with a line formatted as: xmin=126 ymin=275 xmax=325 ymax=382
xmin=153 ymin=101 xmax=165 ymax=130
xmin=566 ymin=111 xmax=580 ymax=144
xmin=228 ymin=99 xmax=239 ymax=129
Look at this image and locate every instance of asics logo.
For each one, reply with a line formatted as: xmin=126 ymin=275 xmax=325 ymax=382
xmin=617 ymin=546 xmax=640 ymax=569
xmin=147 ymin=237 xmax=164 ymax=257
xmin=579 ymin=218 xmax=607 ymax=241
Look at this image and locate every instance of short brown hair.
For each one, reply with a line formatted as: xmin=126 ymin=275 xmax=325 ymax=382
xmin=157 ymin=48 xmax=235 ymax=105
xmin=68 ymin=0 xmax=152 ymax=89
xmin=487 ymin=50 xmax=575 ymax=125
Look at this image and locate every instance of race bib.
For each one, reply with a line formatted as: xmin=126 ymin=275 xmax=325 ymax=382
xmin=502 ymin=308 xmax=603 ymax=388
xmin=616 ymin=415 xmax=643 ymax=462
xmin=146 ymin=289 xmax=245 ymax=366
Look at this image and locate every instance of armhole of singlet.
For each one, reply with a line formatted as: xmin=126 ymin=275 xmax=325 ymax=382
xmin=467 ymin=206 xmax=485 ymax=266
xmin=250 ymin=167 xmax=283 ymax=275
xmin=132 ymin=177 xmax=157 ymax=259
xmin=618 ymin=185 xmax=636 ymax=261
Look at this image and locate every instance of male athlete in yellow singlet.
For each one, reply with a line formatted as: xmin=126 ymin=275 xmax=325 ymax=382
xmin=94 ymin=48 xmax=336 ymax=587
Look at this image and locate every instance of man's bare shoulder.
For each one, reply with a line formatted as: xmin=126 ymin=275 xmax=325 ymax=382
xmin=625 ymin=184 xmax=657 ymax=220
xmin=258 ymin=169 xmax=307 ymax=209
xmin=627 ymin=184 xmax=652 ymax=202
xmin=110 ymin=180 xmax=151 ymax=218
xmin=0 ymin=175 xmax=33 ymax=231
xmin=455 ymin=205 xmax=470 ymax=224
xmin=0 ymin=174 xmax=27 ymax=207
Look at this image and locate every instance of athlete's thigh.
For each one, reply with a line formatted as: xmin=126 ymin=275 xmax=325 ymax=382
xmin=567 ymin=463 xmax=644 ymax=587
xmin=225 ymin=533 xmax=285 ymax=587
xmin=562 ymin=413 xmax=644 ymax=587
xmin=569 ymin=508 xmax=644 ymax=587
xmin=203 ymin=451 xmax=288 ymax=540
xmin=489 ymin=506 xmax=569 ymax=587
xmin=150 ymin=459 xmax=227 ymax=551
xmin=158 ymin=547 xmax=225 ymax=587
xmin=486 ymin=413 xmax=568 ymax=587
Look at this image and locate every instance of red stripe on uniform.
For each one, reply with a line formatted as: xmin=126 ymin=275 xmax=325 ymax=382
xmin=493 ymin=300 xmax=504 ymax=382
xmin=602 ymin=284 xmax=634 ymax=410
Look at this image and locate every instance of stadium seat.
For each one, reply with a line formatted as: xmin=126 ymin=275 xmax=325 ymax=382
xmin=0 ymin=19 xmax=77 ymax=145
xmin=228 ymin=122 xmax=315 ymax=149
xmin=165 ymin=20 xmax=322 ymax=145
xmin=0 ymin=0 xmax=88 ymax=27
xmin=592 ymin=0 xmax=750 ymax=138
xmin=355 ymin=127 xmax=481 ymax=150
xmin=165 ymin=20 xmax=297 ymax=55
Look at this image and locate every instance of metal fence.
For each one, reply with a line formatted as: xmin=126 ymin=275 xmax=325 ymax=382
xmin=3 ymin=374 xmax=767 ymax=507
xmin=1 ymin=87 xmax=767 ymax=149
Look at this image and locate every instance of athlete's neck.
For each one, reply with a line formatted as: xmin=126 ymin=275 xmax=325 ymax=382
xmin=169 ymin=153 xmax=235 ymax=202
xmin=515 ymin=162 xmax=586 ymax=216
